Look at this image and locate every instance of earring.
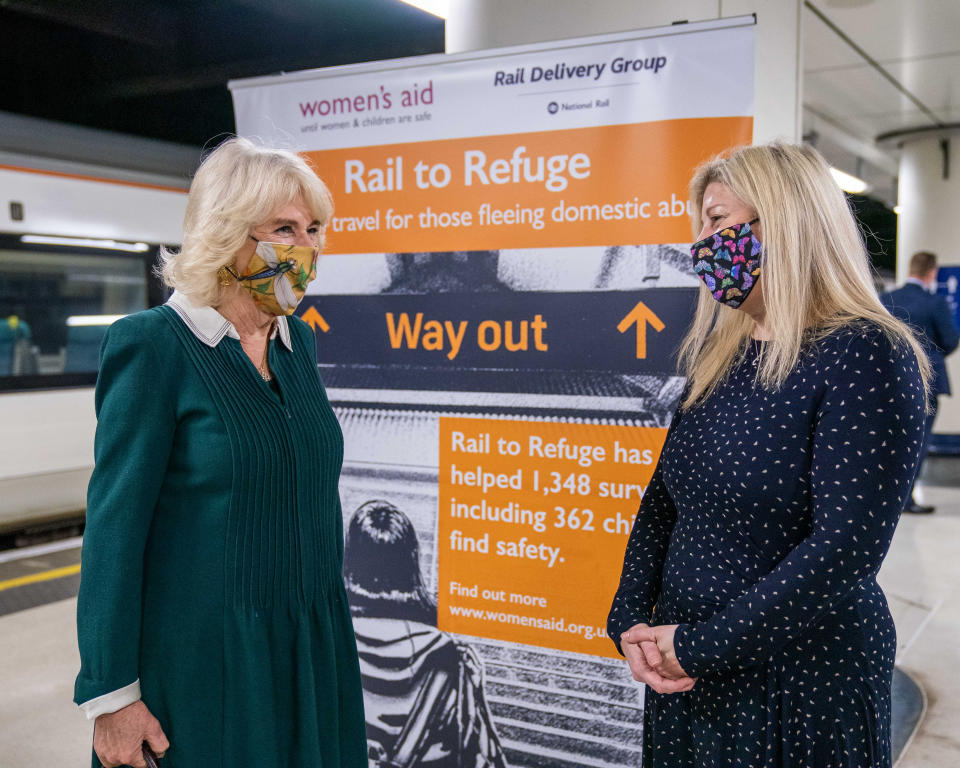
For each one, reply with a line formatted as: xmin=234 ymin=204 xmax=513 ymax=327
xmin=218 ymin=266 xmax=233 ymax=286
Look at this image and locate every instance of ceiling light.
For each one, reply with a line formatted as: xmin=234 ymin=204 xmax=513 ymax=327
xmin=398 ymin=0 xmax=448 ymax=18
xmin=829 ymin=167 xmax=868 ymax=194
xmin=66 ymin=315 xmax=128 ymax=327
xmin=20 ymin=235 xmax=150 ymax=252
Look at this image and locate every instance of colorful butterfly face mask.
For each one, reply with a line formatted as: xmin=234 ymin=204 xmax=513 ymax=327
xmin=226 ymin=238 xmax=319 ymax=316
xmin=690 ymin=218 xmax=763 ymax=309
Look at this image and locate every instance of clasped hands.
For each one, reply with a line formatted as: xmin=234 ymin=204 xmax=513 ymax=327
xmin=620 ymin=623 xmax=697 ymax=694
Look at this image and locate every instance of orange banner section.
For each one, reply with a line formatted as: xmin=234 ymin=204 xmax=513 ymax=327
xmin=304 ymin=116 xmax=752 ymax=254
xmin=437 ymin=417 xmax=667 ymax=657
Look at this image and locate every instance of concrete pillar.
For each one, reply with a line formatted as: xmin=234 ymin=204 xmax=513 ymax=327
xmin=446 ymin=0 xmax=802 ymax=144
xmin=898 ymin=135 xmax=960 ymax=433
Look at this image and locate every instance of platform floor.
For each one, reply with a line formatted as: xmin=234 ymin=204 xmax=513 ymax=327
xmin=879 ymin=457 xmax=960 ymax=767
xmin=0 ymin=457 xmax=957 ymax=767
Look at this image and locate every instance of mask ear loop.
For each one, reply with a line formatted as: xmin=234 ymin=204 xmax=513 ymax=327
xmin=746 ymin=218 xmax=766 ymax=266
xmin=226 ymin=236 xmax=262 ymax=282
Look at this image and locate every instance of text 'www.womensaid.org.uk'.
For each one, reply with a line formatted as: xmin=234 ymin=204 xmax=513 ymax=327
xmin=447 ymin=605 xmax=608 ymax=641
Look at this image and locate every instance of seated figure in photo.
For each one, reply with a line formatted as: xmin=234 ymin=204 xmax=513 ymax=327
xmin=344 ymin=499 xmax=507 ymax=768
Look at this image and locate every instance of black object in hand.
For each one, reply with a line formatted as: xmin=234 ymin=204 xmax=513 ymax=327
xmin=143 ymin=743 xmax=160 ymax=768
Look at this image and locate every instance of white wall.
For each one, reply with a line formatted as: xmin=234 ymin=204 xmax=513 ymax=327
xmin=446 ymin=0 xmax=802 ymax=144
xmin=898 ymin=136 xmax=960 ymax=433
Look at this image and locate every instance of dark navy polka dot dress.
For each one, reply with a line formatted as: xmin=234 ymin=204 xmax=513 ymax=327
xmin=608 ymin=324 xmax=927 ymax=768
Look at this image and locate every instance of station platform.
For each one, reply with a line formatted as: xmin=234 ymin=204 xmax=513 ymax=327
xmin=0 ymin=457 xmax=957 ymax=767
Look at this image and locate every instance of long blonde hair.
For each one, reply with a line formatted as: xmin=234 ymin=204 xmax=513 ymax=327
xmin=678 ymin=141 xmax=930 ymax=410
xmin=159 ymin=137 xmax=334 ymax=306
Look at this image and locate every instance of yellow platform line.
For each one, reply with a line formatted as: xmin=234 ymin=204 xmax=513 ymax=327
xmin=0 ymin=563 xmax=81 ymax=592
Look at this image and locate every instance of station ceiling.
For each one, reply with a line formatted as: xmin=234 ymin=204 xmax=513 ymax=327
xmin=1 ymin=1 xmax=958 ymax=207
xmin=0 ymin=0 xmax=444 ymax=147
xmin=803 ymin=0 xmax=960 ymax=204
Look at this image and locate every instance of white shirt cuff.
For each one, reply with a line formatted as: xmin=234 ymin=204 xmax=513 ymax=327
xmin=79 ymin=679 xmax=141 ymax=720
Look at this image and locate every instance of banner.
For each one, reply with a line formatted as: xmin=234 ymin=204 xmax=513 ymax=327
xmin=232 ymin=16 xmax=753 ymax=767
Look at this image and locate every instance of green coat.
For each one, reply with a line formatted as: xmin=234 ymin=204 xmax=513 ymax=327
xmin=75 ymin=304 xmax=366 ymax=767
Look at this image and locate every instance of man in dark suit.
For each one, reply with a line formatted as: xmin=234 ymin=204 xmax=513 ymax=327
xmin=882 ymin=251 xmax=960 ymax=513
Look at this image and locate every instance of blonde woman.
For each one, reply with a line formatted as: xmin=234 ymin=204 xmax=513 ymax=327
xmin=74 ymin=138 xmax=366 ymax=768
xmin=607 ymin=142 xmax=929 ymax=768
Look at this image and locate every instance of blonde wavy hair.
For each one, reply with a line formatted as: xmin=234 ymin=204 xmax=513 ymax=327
xmin=679 ymin=141 xmax=930 ymax=410
xmin=159 ymin=137 xmax=334 ymax=306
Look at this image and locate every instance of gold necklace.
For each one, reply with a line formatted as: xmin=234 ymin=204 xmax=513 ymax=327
xmin=259 ymin=324 xmax=274 ymax=381
xmin=259 ymin=345 xmax=271 ymax=381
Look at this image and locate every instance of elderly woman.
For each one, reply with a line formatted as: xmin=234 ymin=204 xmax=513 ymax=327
xmin=74 ymin=138 xmax=365 ymax=768
xmin=608 ymin=142 xmax=930 ymax=768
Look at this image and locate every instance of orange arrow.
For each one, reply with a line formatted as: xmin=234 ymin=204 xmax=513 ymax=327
xmin=301 ymin=306 xmax=330 ymax=333
xmin=617 ymin=301 xmax=665 ymax=359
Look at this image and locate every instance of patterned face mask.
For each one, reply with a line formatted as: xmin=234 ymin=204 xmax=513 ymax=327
xmin=690 ymin=218 xmax=762 ymax=309
xmin=227 ymin=239 xmax=319 ymax=316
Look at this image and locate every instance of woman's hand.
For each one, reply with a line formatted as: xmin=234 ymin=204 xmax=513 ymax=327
xmin=622 ymin=623 xmax=692 ymax=681
xmin=620 ymin=623 xmax=696 ymax=694
xmin=94 ymin=700 xmax=169 ymax=768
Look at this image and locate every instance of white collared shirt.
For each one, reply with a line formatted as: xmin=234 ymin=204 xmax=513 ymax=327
xmin=166 ymin=290 xmax=293 ymax=350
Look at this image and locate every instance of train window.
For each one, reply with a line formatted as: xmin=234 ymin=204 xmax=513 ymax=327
xmin=0 ymin=234 xmax=168 ymax=390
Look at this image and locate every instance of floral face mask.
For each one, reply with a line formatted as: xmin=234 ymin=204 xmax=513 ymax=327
xmin=690 ymin=218 xmax=763 ymax=309
xmin=226 ymin=238 xmax=319 ymax=316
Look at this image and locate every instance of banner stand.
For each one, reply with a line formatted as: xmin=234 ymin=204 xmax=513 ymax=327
xmin=231 ymin=17 xmax=754 ymax=766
